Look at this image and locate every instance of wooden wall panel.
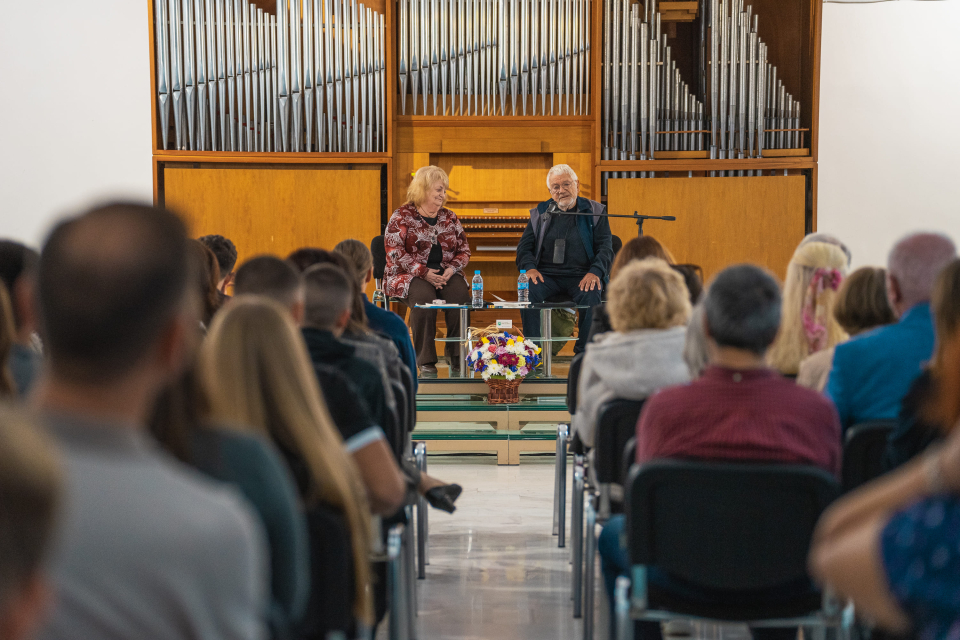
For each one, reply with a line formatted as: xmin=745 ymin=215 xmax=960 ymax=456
xmin=395 ymin=122 xmax=593 ymax=154
xmin=436 ymin=153 xmax=553 ymax=204
xmin=607 ymin=176 xmax=806 ymax=281
xmin=163 ymin=165 xmax=383 ymax=267
xmin=552 ymin=152 xmax=594 ymax=199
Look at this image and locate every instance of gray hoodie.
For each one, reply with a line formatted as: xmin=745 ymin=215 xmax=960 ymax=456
xmin=572 ymin=326 xmax=690 ymax=448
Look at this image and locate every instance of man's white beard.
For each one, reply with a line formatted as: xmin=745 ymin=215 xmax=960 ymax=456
xmin=557 ymin=195 xmax=577 ymax=210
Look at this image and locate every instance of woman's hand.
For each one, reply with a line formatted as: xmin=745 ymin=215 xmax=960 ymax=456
xmin=441 ymin=267 xmax=456 ymax=284
xmin=424 ymin=269 xmax=446 ymax=288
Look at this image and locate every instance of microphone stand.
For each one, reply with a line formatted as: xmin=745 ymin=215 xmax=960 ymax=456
xmin=547 ymin=207 xmax=676 ymax=237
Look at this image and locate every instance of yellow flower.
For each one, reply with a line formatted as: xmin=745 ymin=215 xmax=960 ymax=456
xmin=507 ymin=339 xmax=515 ymax=346
xmin=517 ymin=356 xmax=526 ymax=366
xmin=535 ymin=346 xmax=542 ymax=354
xmin=482 ymin=337 xmax=489 ymax=344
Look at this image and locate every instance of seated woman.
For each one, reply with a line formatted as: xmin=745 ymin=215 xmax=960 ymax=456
xmin=198 ymin=297 xmax=375 ymax=639
xmin=385 ymin=165 xmax=471 ymax=377
xmin=767 ymin=239 xmax=849 ymax=377
xmin=797 ymin=266 xmax=895 ymax=392
xmin=809 ymin=258 xmax=960 ymax=640
xmin=573 ymin=258 xmax=692 ymax=449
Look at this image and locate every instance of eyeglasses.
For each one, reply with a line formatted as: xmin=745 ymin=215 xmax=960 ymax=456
xmin=549 ymin=181 xmax=576 ymax=193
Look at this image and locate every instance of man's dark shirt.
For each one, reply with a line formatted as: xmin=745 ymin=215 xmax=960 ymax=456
xmin=516 ymin=197 xmax=613 ymax=281
xmin=301 ymin=328 xmax=387 ymax=431
xmin=311 ymin=364 xmax=385 ymax=452
xmin=538 ymin=210 xmax=591 ymax=277
xmin=883 ymin=370 xmax=943 ymax=471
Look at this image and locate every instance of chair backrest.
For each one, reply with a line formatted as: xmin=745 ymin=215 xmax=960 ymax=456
xmin=842 ymin=420 xmax=896 ymax=493
xmin=397 ymin=365 xmax=417 ymax=436
xmin=566 ymin=351 xmax=585 ymax=415
xmin=595 ymin=399 xmax=646 ymax=485
xmin=389 ymin=380 xmax=408 ymax=459
xmin=626 ymin=459 xmax=840 ymax=592
xmin=611 ymin=234 xmax=623 ymax=257
xmin=621 ymin=437 xmax=637 ymax=486
xmin=370 ymin=235 xmax=387 ymax=280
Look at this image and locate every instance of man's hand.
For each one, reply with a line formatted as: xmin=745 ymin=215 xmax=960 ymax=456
xmin=526 ymin=269 xmax=544 ymax=285
xmin=579 ymin=272 xmax=601 ymax=291
xmin=440 ymin=267 xmax=457 ymax=284
xmin=424 ymin=269 xmax=446 ymax=288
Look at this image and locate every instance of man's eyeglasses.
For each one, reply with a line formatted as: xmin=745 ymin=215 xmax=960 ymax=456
xmin=549 ymin=181 xmax=575 ymax=193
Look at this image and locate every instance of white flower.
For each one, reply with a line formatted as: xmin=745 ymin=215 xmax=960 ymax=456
xmin=505 ymin=371 xmax=516 ymax=381
xmin=481 ymin=370 xmax=492 ymax=380
xmin=482 ymin=350 xmax=493 ymax=361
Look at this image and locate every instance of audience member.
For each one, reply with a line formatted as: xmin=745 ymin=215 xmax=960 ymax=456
xmin=884 ymin=259 xmax=960 ymax=470
xmin=0 ymin=282 xmax=19 ymax=397
xmin=0 ymin=409 xmax=62 ymax=640
xmin=826 ymin=233 xmax=956 ymax=431
xmin=334 ymin=238 xmax=418 ymax=388
xmin=198 ymin=234 xmax=238 ymax=301
xmin=199 ymin=297 xmax=375 ymax=638
xmin=586 ymin=235 xmax=675 ymax=341
xmin=0 ymin=241 xmax=42 ymax=395
xmin=233 ymin=256 xmax=408 ymax=516
xmin=33 ymin=202 xmax=268 ymax=640
xmin=797 ymin=267 xmax=895 ymax=392
xmin=573 ymin=258 xmax=691 ymax=448
xmin=189 ymin=239 xmax=223 ymax=328
xmin=598 ymin=264 xmax=841 ymax=640
xmin=767 ymin=240 xmax=849 ymax=376
xmin=810 ymin=260 xmax=960 ymax=637
xmin=148 ymin=270 xmax=309 ymax=638
xmin=301 ymin=264 xmax=390 ymax=430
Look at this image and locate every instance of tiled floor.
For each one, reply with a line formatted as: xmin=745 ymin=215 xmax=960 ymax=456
xmin=393 ymin=455 xmax=589 ymax=640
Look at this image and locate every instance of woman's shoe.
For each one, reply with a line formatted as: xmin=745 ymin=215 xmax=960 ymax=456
xmin=424 ymin=484 xmax=463 ymax=514
xmin=420 ymin=364 xmax=438 ymax=377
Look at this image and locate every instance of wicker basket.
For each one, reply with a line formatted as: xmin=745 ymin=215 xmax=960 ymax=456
xmin=486 ymin=378 xmax=522 ymax=404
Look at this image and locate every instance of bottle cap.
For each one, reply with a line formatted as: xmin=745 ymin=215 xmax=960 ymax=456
xmin=474 ymin=270 xmax=480 ymax=274
xmin=520 ymin=270 xmax=526 ymax=273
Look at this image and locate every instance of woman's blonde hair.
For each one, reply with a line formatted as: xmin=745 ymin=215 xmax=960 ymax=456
xmin=607 ymin=258 xmax=692 ymax=332
xmin=198 ymin=297 xmax=373 ymax=622
xmin=404 ymin=165 xmax=449 ymax=208
xmin=333 ymin=238 xmax=374 ymax=288
xmin=767 ymin=241 xmax=849 ymax=375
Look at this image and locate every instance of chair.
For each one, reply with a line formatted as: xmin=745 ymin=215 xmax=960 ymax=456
xmin=842 ymin=421 xmax=896 ymax=493
xmin=594 ymin=399 xmax=646 ymax=518
xmin=398 ymin=365 xmax=417 ymax=437
xmin=553 ymin=351 xmax=585 ymax=548
xmin=616 ymin=460 xmax=843 ymax=639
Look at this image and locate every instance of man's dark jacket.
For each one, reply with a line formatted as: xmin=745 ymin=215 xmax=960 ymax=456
xmin=515 ymin=196 xmax=614 ymax=280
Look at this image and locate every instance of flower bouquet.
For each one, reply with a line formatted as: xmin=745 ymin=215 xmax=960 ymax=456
xmin=466 ymin=331 xmax=543 ymax=404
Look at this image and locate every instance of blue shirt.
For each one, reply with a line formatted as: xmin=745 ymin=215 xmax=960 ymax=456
xmin=362 ymin=294 xmax=418 ymax=390
xmin=882 ymin=495 xmax=960 ymax=640
xmin=826 ymin=303 xmax=935 ymax=432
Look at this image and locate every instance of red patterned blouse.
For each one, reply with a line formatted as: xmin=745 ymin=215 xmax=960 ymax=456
xmin=384 ymin=203 xmax=471 ymax=299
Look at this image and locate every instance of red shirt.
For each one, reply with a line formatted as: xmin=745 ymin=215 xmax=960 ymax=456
xmin=636 ymin=366 xmax=842 ymax=476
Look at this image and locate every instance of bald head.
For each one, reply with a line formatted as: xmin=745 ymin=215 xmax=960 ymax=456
xmin=38 ymin=203 xmax=189 ymax=383
xmin=887 ymin=232 xmax=957 ymax=315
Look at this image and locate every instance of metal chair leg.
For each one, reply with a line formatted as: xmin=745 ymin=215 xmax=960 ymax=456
xmin=387 ymin=525 xmax=406 ymax=640
xmin=584 ymin=493 xmax=597 ymax=640
xmin=403 ymin=507 xmax=418 ymax=640
xmin=414 ymin=443 xmax=427 ymax=579
xmin=614 ymin=576 xmax=633 ymax=640
xmin=558 ymin=424 xmax=568 ymax=548
xmin=554 ymin=429 xmax=562 ymax=537
xmin=572 ymin=456 xmax=585 ymax=618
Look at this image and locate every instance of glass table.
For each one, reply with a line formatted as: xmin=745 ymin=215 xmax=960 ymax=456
xmin=413 ymin=302 xmax=591 ymax=378
xmin=416 ymin=393 xmax=569 ymax=430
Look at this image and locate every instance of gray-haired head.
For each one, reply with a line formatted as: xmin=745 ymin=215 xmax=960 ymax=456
xmin=887 ymin=232 xmax=957 ymax=312
xmin=302 ymin=263 xmax=353 ymax=332
xmin=704 ymin=264 xmax=782 ymax=356
xmin=800 ymin=233 xmax=851 ymax=267
xmin=546 ymin=164 xmax=580 ymax=210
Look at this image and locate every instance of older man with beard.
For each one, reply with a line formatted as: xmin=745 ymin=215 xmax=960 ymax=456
xmin=516 ymin=164 xmax=614 ymax=356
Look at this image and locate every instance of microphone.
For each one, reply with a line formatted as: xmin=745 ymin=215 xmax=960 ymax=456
xmin=543 ymin=200 xmax=560 ymax=225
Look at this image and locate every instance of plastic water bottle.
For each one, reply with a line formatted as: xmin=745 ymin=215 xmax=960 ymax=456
xmin=518 ymin=270 xmax=529 ymax=303
xmin=471 ymin=270 xmax=484 ymax=308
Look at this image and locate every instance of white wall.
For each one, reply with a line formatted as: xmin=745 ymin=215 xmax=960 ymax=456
xmin=818 ymin=1 xmax=960 ymax=268
xmin=0 ymin=1 xmax=958 ymax=261
xmin=0 ymin=1 xmax=153 ymax=247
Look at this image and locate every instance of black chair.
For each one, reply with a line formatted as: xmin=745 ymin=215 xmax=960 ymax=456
xmin=594 ymin=399 xmax=645 ymax=517
xmin=388 ymin=380 xmax=408 ymax=460
xmin=371 ymin=235 xmax=386 ymax=281
xmin=621 ymin=436 xmax=637 ymax=487
xmin=842 ymin=421 xmax=896 ymax=493
xmin=397 ymin=365 xmax=417 ymax=437
xmin=300 ymin=503 xmax=356 ymax=640
xmin=623 ymin=459 xmax=841 ymax=624
xmin=566 ymin=351 xmax=585 ymax=415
